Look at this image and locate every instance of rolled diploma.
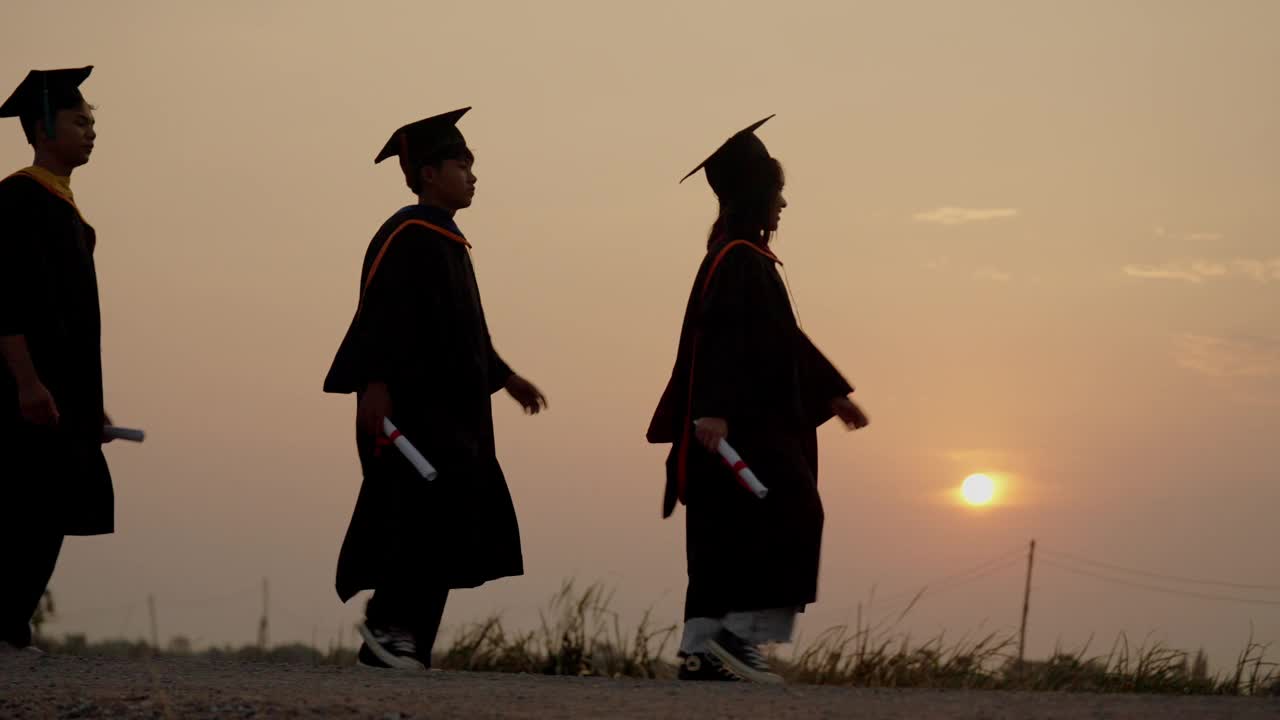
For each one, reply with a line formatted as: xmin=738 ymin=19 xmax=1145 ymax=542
xmin=104 ymin=426 xmax=145 ymax=443
xmin=715 ymin=439 xmax=769 ymax=499
xmin=693 ymin=421 xmax=768 ymax=499
xmin=382 ymin=417 xmax=438 ymax=481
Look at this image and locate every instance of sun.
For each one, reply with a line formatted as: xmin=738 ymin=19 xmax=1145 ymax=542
xmin=961 ymin=474 xmax=996 ymax=506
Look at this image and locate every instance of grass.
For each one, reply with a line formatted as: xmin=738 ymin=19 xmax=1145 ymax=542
xmin=34 ymin=581 xmax=1280 ymax=696
xmin=784 ymin=623 xmax=1276 ymax=695
xmin=438 ymin=580 xmax=676 ymax=678
xmin=429 ymin=582 xmax=1279 ymax=695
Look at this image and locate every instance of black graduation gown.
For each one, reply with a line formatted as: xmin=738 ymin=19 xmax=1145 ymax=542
xmin=324 ymin=205 xmax=522 ymax=601
xmin=0 ymin=171 xmax=113 ymax=536
xmin=647 ymin=239 xmax=853 ymax=619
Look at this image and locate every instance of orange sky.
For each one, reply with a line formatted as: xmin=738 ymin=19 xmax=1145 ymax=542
xmin=3 ymin=1 xmax=1277 ymax=668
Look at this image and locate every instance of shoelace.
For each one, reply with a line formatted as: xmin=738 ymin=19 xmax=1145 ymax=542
xmin=741 ymin=645 xmax=770 ymax=671
xmin=693 ymin=654 xmax=740 ymax=679
xmin=376 ymin=628 xmax=418 ymax=656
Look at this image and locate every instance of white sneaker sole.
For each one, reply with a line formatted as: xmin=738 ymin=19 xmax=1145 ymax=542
xmin=356 ymin=623 xmax=426 ymax=672
xmin=706 ymin=639 xmax=784 ymax=685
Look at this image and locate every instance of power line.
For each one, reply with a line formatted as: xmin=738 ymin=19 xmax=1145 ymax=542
xmin=866 ymin=547 xmax=1026 ymax=627
xmin=925 ymin=557 xmax=1024 ymax=598
xmin=1041 ymin=559 xmax=1280 ymax=607
xmin=889 ymin=547 xmax=1025 ymax=601
xmin=861 ymin=547 xmax=1021 ymax=615
xmin=870 ymin=556 xmax=1024 ymax=628
xmin=1041 ymin=547 xmax=1280 ymax=592
xmin=930 ymin=547 xmax=1027 ymax=590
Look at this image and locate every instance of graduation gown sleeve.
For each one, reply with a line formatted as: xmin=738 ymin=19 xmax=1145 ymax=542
xmin=485 ymin=337 xmax=512 ymax=394
xmin=356 ymin=228 xmax=449 ymax=388
xmin=324 ymin=223 xmax=452 ymax=396
xmin=0 ymin=180 xmax=36 ymax=336
xmin=797 ymin=331 xmax=854 ymax=427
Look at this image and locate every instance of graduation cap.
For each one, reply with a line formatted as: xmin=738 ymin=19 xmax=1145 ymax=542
xmin=680 ymin=114 xmax=775 ymax=196
xmin=0 ymin=66 xmax=93 ymax=140
xmin=374 ymin=107 xmax=470 ymax=166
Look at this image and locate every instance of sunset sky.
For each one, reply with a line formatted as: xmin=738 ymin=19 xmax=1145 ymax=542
xmin=3 ymin=1 xmax=1276 ymax=668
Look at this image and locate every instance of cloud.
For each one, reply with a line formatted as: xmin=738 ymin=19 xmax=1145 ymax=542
xmin=1231 ymin=258 xmax=1279 ymax=282
xmin=1174 ymin=334 xmax=1280 ymax=379
xmin=1152 ymin=226 xmax=1224 ymax=241
xmin=973 ymin=267 xmax=1011 ymax=282
xmin=1123 ymin=266 xmax=1206 ymax=283
xmin=913 ymin=207 xmax=1018 ymax=225
xmin=1123 ymin=258 xmax=1280 ymax=284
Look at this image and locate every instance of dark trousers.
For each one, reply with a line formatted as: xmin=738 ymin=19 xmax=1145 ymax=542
xmin=0 ymin=529 xmax=63 ymax=648
xmin=365 ymin=583 xmax=449 ymax=666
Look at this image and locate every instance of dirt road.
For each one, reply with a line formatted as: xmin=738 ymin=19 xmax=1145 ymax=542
xmin=2 ymin=652 xmax=1275 ymax=719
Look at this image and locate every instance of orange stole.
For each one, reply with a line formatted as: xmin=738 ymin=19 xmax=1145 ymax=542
xmin=356 ymin=219 xmax=471 ymax=318
xmin=4 ymin=169 xmax=85 ymax=222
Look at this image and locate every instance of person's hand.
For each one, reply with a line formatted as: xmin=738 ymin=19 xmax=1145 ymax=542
xmin=505 ymin=375 xmax=548 ymax=415
xmin=18 ymin=380 xmax=59 ymax=427
xmin=102 ymin=411 xmax=114 ymax=443
xmin=694 ymin=417 xmax=728 ymax=452
xmin=832 ymin=396 xmax=869 ymax=430
xmin=359 ymin=381 xmax=393 ymax=436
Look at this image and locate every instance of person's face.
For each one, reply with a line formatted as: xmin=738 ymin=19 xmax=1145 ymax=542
xmin=767 ymin=189 xmax=787 ymax=232
xmin=422 ymin=155 xmax=477 ymax=210
xmin=41 ymin=100 xmax=96 ymax=168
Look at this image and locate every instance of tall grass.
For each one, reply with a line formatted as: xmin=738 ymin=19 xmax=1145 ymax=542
xmin=783 ymin=622 xmax=1276 ymax=694
xmin=433 ymin=582 xmax=1277 ymax=695
xmin=34 ymin=580 xmax=1279 ymax=695
xmin=438 ymin=580 xmax=676 ymax=679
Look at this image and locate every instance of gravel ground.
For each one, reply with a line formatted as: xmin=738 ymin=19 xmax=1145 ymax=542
xmin=2 ymin=651 xmax=1276 ymax=719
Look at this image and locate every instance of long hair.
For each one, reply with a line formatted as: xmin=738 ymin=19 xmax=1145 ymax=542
xmin=706 ymin=157 xmax=784 ymax=249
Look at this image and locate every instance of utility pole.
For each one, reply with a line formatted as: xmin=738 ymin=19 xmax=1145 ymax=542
xmin=1017 ymin=539 xmax=1036 ymax=666
xmin=257 ymin=577 xmax=270 ymax=649
xmin=147 ymin=594 xmax=159 ymax=651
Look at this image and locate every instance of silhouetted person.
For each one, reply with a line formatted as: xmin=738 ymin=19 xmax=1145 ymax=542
xmin=324 ymin=108 xmax=547 ymax=671
xmin=0 ymin=67 xmax=115 ymax=651
xmin=647 ymin=116 xmax=869 ymax=683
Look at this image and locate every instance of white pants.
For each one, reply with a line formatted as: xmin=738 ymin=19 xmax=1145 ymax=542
xmin=679 ymin=607 xmax=799 ymax=654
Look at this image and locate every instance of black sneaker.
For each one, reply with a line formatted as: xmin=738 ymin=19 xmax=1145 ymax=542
xmin=356 ymin=623 xmax=425 ymax=671
xmin=678 ymin=652 xmax=741 ymax=681
xmin=706 ymin=629 xmax=783 ymax=684
xmin=356 ymin=643 xmax=392 ymax=668
xmin=1 ymin=625 xmax=34 ymax=651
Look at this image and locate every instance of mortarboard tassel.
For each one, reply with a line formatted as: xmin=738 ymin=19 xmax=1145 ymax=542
xmin=41 ymin=74 xmax=55 ymax=140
